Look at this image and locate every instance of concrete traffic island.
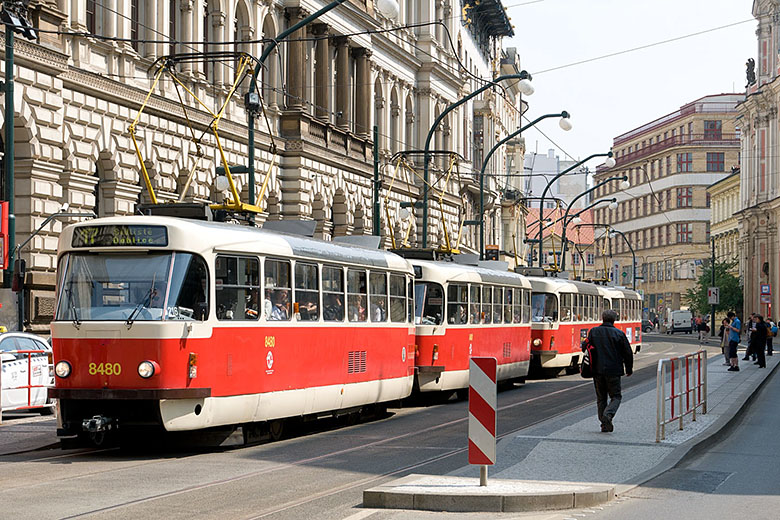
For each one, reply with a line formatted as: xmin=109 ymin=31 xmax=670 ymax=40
xmin=362 ymin=473 xmax=614 ymax=512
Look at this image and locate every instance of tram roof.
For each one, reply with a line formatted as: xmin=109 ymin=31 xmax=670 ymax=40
xmin=526 ymin=276 xmax=603 ymax=296
xmin=409 ymin=259 xmax=531 ymax=288
xmin=598 ymin=285 xmax=641 ymax=300
xmin=58 ymin=216 xmax=413 ymax=272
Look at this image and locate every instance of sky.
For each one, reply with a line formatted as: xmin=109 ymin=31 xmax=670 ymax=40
xmin=504 ymin=0 xmax=756 ymax=161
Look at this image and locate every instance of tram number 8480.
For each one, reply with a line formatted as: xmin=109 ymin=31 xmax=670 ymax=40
xmin=88 ymin=362 xmax=122 ymax=376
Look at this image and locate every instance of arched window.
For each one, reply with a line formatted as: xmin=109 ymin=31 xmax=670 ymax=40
xmin=169 ymin=0 xmax=178 ymax=55
xmin=261 ymin=14 xmax=279 ymax=108
xmin=405 ymin=94 xmax=414 ymax=150
xmin=390 ymin=87 xmax=399 ymax=154
xmin=374 ymin=78 xmax=384 ymax=150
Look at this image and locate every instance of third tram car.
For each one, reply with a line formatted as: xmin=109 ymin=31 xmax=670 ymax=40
xmin=411 ymin=260 xmax=533 ymax=393
xmin=528 ymin=277 xmax=605 ymax=375
xmin=50 ymin=216 xmax=416 ymax=441
xmin=599 ymin=286 xmax=643 ymax=353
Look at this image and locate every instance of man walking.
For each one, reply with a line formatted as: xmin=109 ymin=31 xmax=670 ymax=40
xmin=727 ymin=311 xmax=741 ymax=372
xmin=587 ymin=309 xmax=634 ymax=432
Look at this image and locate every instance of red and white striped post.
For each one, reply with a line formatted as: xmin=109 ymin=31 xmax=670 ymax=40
xmin=468 ymin=357 xmax=497 ymax=486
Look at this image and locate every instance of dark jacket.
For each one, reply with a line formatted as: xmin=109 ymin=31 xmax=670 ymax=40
xmin=751 ymin=320 xmax=768 ymax=347
xmin=587 ymin=322 xmax=634 ymax=377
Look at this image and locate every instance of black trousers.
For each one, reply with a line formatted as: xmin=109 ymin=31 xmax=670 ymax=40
xmin=756 ymin=342 xmax=766 ymax=367
xmin=593 ymin=374 xmax=622 ymax=426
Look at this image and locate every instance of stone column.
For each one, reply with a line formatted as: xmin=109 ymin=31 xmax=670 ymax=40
xmin=211 ymin=9 xmax=225 ymax=86
xmin=103 ymin=0 xmax=116 ymax=37
xmin=285 ymin=8 xmax=307 ymax=110
xmin=144 ymin=0 xmax=158 ymax=58
xmin=312 ymin=24 xmax=330 ymax=121
xmin=334 ymin=36 xmax=351 ymax=131
xmin=353 ymin=47 xmax=372 ymax=137
xmin=180 ymin=0 xmax=193 ymax=74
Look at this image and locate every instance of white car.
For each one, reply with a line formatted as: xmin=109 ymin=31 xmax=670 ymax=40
xmin=1 ymin=332 xmax=55 ymax=414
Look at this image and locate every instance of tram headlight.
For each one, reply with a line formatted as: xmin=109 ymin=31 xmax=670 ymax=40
xmin=54 ymin=360 xmax=71 ymax=378
xmin=533 ymin=338 xmax=541 ymax=347
xmin=137 ymin=360 xmax=160 ymax=379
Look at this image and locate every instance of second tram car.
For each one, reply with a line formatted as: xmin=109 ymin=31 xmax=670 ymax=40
xmin=528 ymin=277 xmax=605 ymax=375
xmin=50 ymin=216 xmax=416 ymax=440
xmin=411 ymin=260 xmax=533 ymax=393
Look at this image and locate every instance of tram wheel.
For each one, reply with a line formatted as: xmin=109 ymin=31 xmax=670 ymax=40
xmin=268 ymin=419 xmax=285 ymax=441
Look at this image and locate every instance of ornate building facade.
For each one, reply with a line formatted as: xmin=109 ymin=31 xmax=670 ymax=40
xmin=0 ymin=0 xmax=528 ymax=331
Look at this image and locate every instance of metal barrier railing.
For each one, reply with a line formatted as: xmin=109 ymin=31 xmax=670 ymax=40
xmin=656 ymin=350 xmax=707 ymax=442
xmin=1 ymin=350 xmax=53 ymax=413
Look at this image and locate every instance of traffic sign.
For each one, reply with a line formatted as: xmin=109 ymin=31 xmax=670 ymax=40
xmin=761 ymin=284 xmax=771 ymax=295
xmin=707 ymin=287 xmax=719 ymax=305
xmin=469 ymin=357 xmax=496 ymax=466
xmin=761 ymin=294 xmax=772 ymax=304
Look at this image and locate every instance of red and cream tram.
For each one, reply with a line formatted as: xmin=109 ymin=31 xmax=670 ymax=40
xmin=528 ymin=277 xmax=605 ymax=375
xmin=50 ymin=216 xmax=416 ymax=440
xmin=599 ymin=286 xmax=643 ymax=353
xmin=411 ymin=260 xmax=533 ymax=393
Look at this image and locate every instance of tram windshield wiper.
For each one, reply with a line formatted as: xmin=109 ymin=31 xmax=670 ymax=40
xmin=66 ymin=286 xmax=81 ymax=329
xmin=126 ymin=275 xmax=157 ymax=329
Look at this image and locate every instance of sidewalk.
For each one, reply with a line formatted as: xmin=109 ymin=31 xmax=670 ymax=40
xmin=364 ymin=349 xmax=780 ymax=513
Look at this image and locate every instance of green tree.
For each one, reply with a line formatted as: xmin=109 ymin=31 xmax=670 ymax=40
xmin=684 ymin=260 xmax=742 ymax=316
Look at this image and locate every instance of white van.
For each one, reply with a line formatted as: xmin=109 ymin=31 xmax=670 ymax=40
xmin=667 ymin=310 xmax=693 ymax=334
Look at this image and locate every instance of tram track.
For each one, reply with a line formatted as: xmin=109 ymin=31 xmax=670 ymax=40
xmin=1 ymin=339 xmax=693 ymax=520
xmin=54 ymin=370 xmax=652 ymax=519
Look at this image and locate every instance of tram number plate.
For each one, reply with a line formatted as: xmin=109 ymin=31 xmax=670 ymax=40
xmin=88 ymin=362 xmax=122 ymax=376
xmin=264 ymin=336 xmax=275 ymax=348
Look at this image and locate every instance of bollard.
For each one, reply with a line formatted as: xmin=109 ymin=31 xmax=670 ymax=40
xmin=468 ymin=357 xmax=496 ymax=486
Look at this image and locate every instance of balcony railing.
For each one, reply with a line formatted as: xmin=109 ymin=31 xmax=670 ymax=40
xmin=615 ymin=133 xmax=739 ymax=166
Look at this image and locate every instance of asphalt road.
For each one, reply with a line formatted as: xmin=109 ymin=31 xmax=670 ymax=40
xmin=0 ymin=333 xmax=717 ymax=520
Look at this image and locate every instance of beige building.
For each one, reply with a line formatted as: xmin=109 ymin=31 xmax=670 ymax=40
xmin=708 ymin=170 xmax=740 ymax=272
xmin=0 ymin=0 xmax=529 ymax=331
xmin=591 ymin=94 xmax=742 ymax=319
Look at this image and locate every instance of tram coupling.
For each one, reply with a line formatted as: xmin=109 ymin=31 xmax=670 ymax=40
xmin=82 ymin=415 xmax=114 ymax=433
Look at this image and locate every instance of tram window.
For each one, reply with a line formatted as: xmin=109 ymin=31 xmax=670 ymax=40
xmin=215 ymin=256 xmax=259 ymax=321
xmin=531 ymin=292 xmax=557 ymax=322
xmin=604 ymin=298 xmax=612 ymax=310
xmin=470 ymin=285 xmax=482 ymax=324
xmin=560 ymin=293 xmax=572 ymax=322
xmin=167 ymin=253 xmax=209 ymax=321
xmin=447 ymin=283 xmax=469 ymax=324
xmin=482 ymin=286 xmax=492 ymax=324
xmin=369 ymin=272 xmax=388 ymax=322
xmin=347 ymin=269 xmax=368 ymax=322
xmin=322 ymin=266 xmax=344 ymax=321
xmin=522 ymin=289 xmax=531 ymax=323
xmin=265 ymin=259 xmax=291 ymax=321
xmin=294 ymin=263 xmax=319 ymax=321
xmin=513 ymin=288 xmax=522 ymax=323
xmin=408 ymin=278 xmax=414 ymax=323
xmin=415 ymin=282 xmax=443 ymax=325
xmin=504 ymin=287 xmax=513 ymax=324
xmin=390 ymin=274 xmax=406 ymax=323
xmin=493 ymin=287 xmax=503 ymax=324
xmin=587 ymin=295 xmax=594 ymax=321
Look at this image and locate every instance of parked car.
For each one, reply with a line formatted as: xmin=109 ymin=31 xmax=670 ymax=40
xmin=642 ymin=319 xmax=654 ymax=333
xmin=1 ymin=332 xmax=55 ymax=415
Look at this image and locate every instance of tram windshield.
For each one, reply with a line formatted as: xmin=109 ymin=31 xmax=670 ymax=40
xmin=55 ymin=252 xmax=209 ymax=322
xmin=414 ymin=282 xmax=443 ymax=325
xmin=531 ymin=292 xmax=558 ymax=322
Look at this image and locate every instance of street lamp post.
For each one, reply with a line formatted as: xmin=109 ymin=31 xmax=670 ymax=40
xmin=559 ymin=175 xmax=628 ymax=271
xmin=536 ymin=151 xmax=615 ymax=266
xmin=421 ymin=71 xmax=534 ymax=248
xmin=13 ymin=208 xmax=95 ymax=331
xmin=244 ymin=0 xmax=398 ymax=212
xmin=476 ymin=111 xmax=571 ymax=259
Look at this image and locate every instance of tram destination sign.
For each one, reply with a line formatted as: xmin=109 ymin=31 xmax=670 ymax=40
xmin=72 ymin=225 xmax=168 ymax=248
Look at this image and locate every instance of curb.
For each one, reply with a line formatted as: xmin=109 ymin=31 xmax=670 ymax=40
xmin=362 ymin=474 xmax=615 ymax=513
xmin=614 ymin=357 xmax=780 ymax=495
